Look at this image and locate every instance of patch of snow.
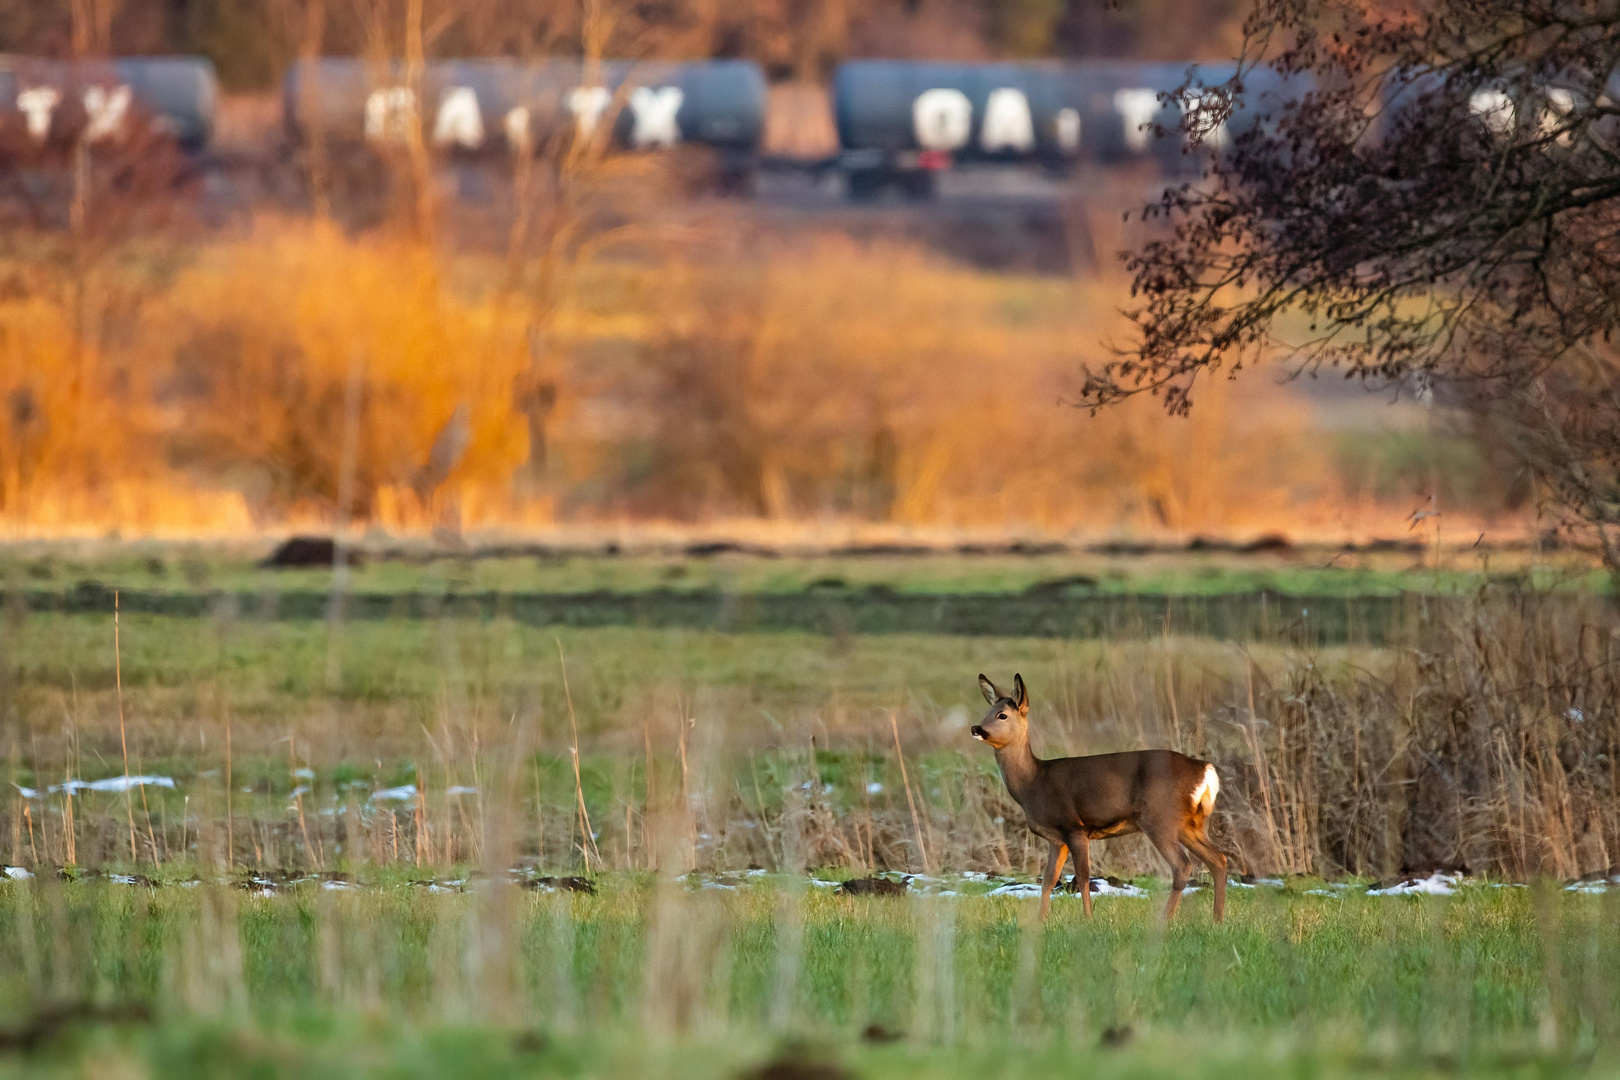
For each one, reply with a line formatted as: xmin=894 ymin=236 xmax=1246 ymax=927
xmin=322 ymin=880 xmax=355 ymax=891
xmin=52 ymin=775 xmax=176 ymax=794
xmin=1226 ymin=876 xmax=1285 ymax=889
xmin=4 ymin=866 xmax=33 ymax=880
xmin=292 ymin=767 xmax=315 ymax=780
xmin=1303 ymin=889 xmax=1342 ymax=897
xmin=957 ymin=871 xmax=991 ymax=881
xmin=12 ymin=783 xmax=39 ymax=799
xmin=701 ymin=881 xmax=738 ymax=890
xmin=446 ymin=785 xmax=477 ymax=796
xmin=808 ymin=879 xmax=841 ymax=889
xmin=1566 ymin=880 xmax=1611 ymax=894
xmin=1368 ymin=872 xmax=1460 ymax=896
xmin=987 ymin=878 xmax=1147 ymax=899
xmin=370 ymin=784 xmax=417 ymax=802
xmin=866 ymin=782 xmax=884 ymax=794
xmin=987 ymin=882 xmax=1042 ymax=898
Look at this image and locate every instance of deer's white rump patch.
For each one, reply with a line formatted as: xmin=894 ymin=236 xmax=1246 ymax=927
xmin=1190 ymin=764 xmax=1219 ymax=815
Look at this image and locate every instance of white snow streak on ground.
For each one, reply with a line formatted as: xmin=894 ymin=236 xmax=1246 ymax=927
xmin=986 ymin=879 xmax=1148 ymax=899
xmin=1367 ymin=873 xmax=1462 ymax=896
xmin=46 ymin=776 xmax=176 ymax=794
xmin=3 ymin=866 xmax=1607 ymax=895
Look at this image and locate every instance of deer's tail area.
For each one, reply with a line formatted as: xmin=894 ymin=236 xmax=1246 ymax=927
xmin=1190 ymin=762 xmax=1219 ymax=817
xmin=1189 ymin=764 xmax=1251 ymax=875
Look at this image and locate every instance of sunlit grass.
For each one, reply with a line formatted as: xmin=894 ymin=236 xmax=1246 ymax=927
xmin=0 ymin=878 xmax=1612 ymax=1079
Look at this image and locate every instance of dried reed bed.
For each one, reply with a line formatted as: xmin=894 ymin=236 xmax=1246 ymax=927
xmin=2 ymin=587 xmax=1613 ymax=881
xmin=0 ymin=218 xmax=1391 ymax=535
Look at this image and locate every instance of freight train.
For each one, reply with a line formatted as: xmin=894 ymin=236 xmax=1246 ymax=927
xmin=0 ymin=54 xmax=1329 ymax=199
xmin=831 ymin=59 xmax=1305 ymax=198
xmin=0 ymin=55 xmax=217 ymax=150
xmin=281 ymin=58 xmax=766 ymax=162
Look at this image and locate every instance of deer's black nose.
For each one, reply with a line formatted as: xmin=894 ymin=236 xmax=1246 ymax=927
xmin=970 ymin=725 xmax=987 ymax=740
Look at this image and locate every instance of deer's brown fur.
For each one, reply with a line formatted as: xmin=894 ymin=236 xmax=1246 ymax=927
xmin=971 ymin=673 xmax=1233 ymax=921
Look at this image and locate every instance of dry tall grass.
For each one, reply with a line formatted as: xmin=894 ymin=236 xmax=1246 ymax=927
xmin=4 ymin=588 xmax=1613 ymax=881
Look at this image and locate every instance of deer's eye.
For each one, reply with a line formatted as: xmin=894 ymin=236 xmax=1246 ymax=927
xmin=998 ymin=712 xmax=1007 ymax=719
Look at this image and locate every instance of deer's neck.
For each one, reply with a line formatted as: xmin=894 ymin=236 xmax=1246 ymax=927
xmin=993 ymin=733 xmax=1041 ymax=803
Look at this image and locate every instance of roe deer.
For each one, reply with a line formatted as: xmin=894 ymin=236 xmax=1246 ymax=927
xmin=971 ymin=673 xmax=1234 ymax=922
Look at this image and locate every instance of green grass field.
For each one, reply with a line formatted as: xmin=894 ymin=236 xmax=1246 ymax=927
xmin=0 ymin=539 xmax=1606 ymax=599
xmin=3 ymin=543 xmax=1618 ymax=1077
xmin=1 ymin=877 xmax=1616 ymax=1079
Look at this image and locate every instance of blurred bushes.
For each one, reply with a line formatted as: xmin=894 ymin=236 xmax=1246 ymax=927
xmin=0 ymin=218 xmax=1365 ymax=533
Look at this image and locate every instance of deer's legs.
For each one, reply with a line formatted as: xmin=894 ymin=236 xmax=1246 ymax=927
xmin=1181 ymin=827 xmax=1228 ymax=923
xmin=1145 ymin=823 xmax=1194 ymax=922
xmin=1064 ymin=832 xmax=1094 ymax=918
xmin=1039 ymin=841 xmax=1068 ymax=920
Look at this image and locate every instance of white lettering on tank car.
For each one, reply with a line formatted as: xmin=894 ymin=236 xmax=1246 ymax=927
xmin=83 ymin=84 xmax=132 ymax=141
xmin=1053 ymin=107 xmax=1081 ymax=153
xmin=913 ymin=87 xmax=972 ymax=151
xmin=1113 ymin=88 xmax=1160 ymax=152
xmin=980 ymin=87 xmax=1034 ymax=152
xmin=628 ymin=85 xmax=683 ymax=147
xmin=1183 ymin=89 xmax=1229 ymax=149
xmin=17 ymin=87 xmax=60 ymax=140
xmin=504 ymin=105 xmax=531 ymax=150
xmin=1540 ymin=87 xmax=1574 ymax=143
xmin=364 ymin=86 xmax=417 ymax=143
xmin=432 ymin=86 xmax=484 ymax=148
xmin=1470 ymin=89 xmax=1515 ymax=134
xmin=568 ymin=85 xmax=611 ymax=136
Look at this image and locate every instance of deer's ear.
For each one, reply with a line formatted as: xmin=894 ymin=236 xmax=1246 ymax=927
xmin=978 ymin=674 xmax=1000 ymax=705
xmin=1013 ymin=673 xmax=1028 ymax=713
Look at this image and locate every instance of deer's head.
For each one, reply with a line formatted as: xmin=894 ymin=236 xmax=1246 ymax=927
xmin=971 ymin=673 xmax=1028 ymax=748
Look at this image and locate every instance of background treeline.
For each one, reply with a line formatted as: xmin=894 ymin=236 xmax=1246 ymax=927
xmin=0 ymin=0 xmax=1249 ymax=89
